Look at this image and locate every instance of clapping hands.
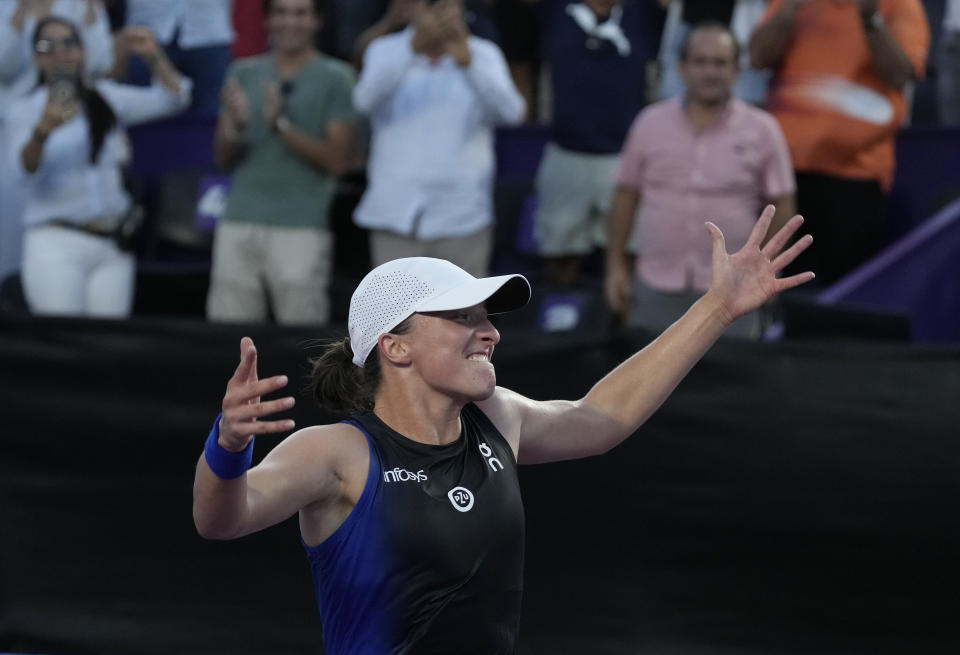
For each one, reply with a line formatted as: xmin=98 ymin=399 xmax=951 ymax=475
xmin=412 ymin=0 xmax=472 ymax=67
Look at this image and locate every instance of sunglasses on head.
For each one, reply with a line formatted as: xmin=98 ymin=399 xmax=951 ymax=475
xmin=35 ymin=36 xmax=82 ymax=54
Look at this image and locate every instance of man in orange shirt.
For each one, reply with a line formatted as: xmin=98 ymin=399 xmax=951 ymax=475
xmin=750 ymin=0 xmax=929 ymax=285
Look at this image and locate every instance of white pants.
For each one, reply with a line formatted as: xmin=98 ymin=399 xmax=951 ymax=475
xmin=22 ymin=225 xmax=135 ymax=318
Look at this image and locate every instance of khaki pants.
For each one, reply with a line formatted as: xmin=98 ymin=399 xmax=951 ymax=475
xmin=207 ymin=222 xmax=333 ymax=325
xmin=533 ymin=143 xmax=621 ymax=256
xmin=369 ymin=226 xmax=493 ymax=277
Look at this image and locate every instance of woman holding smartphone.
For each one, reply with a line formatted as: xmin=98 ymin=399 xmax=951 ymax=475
xmin=3 ymin=16 xmax=191 ymax=318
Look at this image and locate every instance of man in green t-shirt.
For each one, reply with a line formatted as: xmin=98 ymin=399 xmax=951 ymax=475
xmin=208 ymin=0 xmax=356 ymax=325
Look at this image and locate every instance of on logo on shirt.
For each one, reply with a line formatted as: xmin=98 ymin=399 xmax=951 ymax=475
xmin=478 ymin=442 xmax=503 ymax=472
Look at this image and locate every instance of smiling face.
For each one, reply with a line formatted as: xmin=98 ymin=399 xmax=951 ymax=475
xmin=266 ymin=0 xmax=321 ymax=56
xmin=400 ymin=304 xmax=501 ymax=403
xmin=33 ymin=19 xmax=85 ymax=82
xmin=679 ymin=26 xmax=739 ymax=107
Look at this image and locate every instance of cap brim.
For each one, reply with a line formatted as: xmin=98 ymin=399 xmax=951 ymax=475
xmin=415 ymin=274 xmax=531 ymax=316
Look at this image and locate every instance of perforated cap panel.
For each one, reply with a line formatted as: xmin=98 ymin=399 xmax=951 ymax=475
xmin=349 ymin=271 xmax=437 ymax=366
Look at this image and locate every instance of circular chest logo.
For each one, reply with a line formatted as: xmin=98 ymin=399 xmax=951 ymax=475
xmin=447 ymin=486 xmax=475 ymax=512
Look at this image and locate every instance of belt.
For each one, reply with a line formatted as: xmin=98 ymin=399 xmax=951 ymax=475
xmin=41 ymin=217 xmax=120 ymax=238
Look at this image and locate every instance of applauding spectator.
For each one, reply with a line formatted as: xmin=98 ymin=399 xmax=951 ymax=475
xmin=207 ymin=0 xmax=356 ymax=326
xmin=352 ymin=0 xmax=525 ymax=277
xmin=750 ymin=0 xmax=929 ymax=285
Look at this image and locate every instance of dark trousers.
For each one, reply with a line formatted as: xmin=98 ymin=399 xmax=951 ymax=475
xmin=784 ymin=171 xmax=887 ymax=288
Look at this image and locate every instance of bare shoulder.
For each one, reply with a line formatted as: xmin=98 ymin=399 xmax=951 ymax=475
xmin=239 ymin=421 xmax=371 ymax=543
xmin=259 ymin=420 xmax=369 ymax=476
xmin=475 ymin=387 xmax=529 ymax=453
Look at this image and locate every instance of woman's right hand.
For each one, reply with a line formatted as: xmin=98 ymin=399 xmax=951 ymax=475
xmin=219 ymin=337 xmax=296 ymax=453
xmin=35 ymin=88 xmax=80 ymax=137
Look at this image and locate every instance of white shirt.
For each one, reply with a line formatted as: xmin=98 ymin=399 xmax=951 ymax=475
xmin=0 ymin=0 xmax=114 ymax=115
xmin=4 ymin=78 xmax=193 ymax=227
xmin=945 ymin=0 xmax=960 ymax=32
xmin=352 ymin=30 xmax=526 ymax=239
xmin=126 ymin=0 xmax=234 ymax=49
xmin=0 ymin=3 xmax=31 ymax=115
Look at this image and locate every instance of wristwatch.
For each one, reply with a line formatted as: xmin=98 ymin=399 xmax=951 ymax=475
xmin=863 ymin=12 xmax=884 ymax=31
xmin=31 ymin=126 xmax=50 ymax=143
xmin=273 ymin=115 xmax=292 ymax=134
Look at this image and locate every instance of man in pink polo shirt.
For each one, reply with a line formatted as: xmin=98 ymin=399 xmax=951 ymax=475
xmin=605 ymin=21 xmax=796 ymax=338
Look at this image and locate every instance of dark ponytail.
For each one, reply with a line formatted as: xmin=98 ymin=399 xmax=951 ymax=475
xmin=308 ymin=317 xmax=413 ymax=416
xmin=309 ymin=337 xmax=380 ymax=416
xmin=80 ymin=85 xmax=116 ymax=165
xmin=33 ymin=16 xmax=116 ymax=164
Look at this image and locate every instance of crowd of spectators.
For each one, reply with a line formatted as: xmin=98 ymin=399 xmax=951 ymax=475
xmin=0 ymin=0 xmax=953 ymax=332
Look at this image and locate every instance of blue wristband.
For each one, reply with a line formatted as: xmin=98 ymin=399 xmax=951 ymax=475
xmin=204 ymin=413 xmax=254 ymax=480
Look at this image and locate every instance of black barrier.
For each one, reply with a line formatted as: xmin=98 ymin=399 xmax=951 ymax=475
xmin=1 ymin=316 xmax=959 ymax=654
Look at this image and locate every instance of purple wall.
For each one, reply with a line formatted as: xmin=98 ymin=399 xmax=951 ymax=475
xmin=819 ymin=199 xmax=960 ymax=342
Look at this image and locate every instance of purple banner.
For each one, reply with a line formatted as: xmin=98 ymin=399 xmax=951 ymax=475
xmin=819 ymin=198 xmax=960 ymax=343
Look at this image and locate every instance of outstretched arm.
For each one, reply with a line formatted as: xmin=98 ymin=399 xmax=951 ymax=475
xmin=193 ymin=338 xmax=341 ymax=540
xmin=483 ymin=206 xmax=814 ymax=464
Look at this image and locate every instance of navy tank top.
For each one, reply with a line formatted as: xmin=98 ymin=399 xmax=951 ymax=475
xmin=302 ymin=403 xmax=525 ymax=655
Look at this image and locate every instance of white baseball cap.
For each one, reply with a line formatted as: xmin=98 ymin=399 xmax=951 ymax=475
xmin=348 ymin=257 xmax=531 ymax=367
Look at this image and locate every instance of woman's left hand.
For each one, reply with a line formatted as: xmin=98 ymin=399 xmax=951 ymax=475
xmin=706 ymin=204 xmax=814 ymax=326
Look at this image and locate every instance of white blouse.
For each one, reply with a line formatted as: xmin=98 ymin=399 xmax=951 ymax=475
xmin=4 ymin=77 xmax=193 ymax=227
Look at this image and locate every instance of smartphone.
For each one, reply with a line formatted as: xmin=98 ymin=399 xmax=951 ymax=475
xmin=49 ymin=69 xmax=77 ymax=104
